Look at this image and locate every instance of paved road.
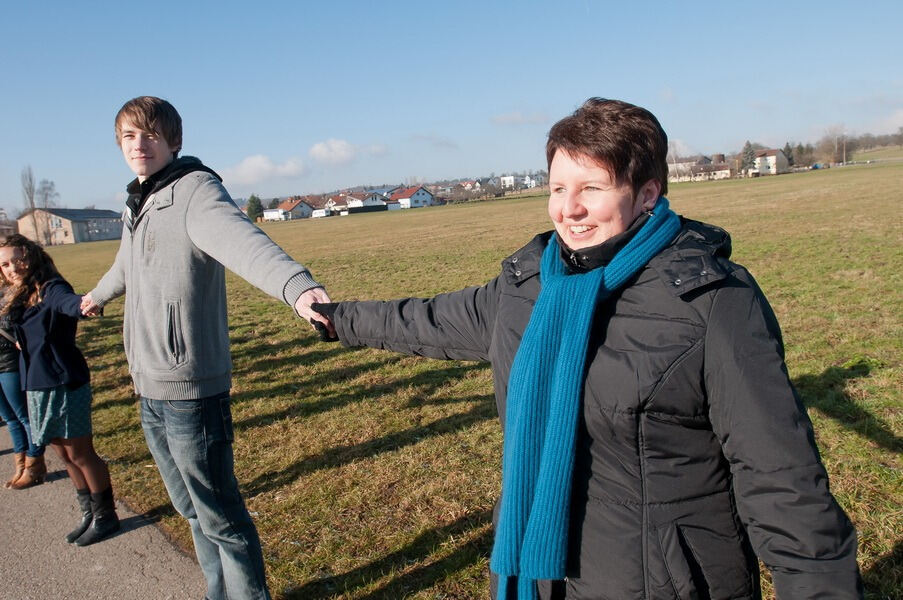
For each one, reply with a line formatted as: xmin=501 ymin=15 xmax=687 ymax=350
xmin=0 ymin=426 xmax=206 ymax=600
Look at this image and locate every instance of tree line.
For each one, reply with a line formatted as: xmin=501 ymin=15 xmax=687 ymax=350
xmin=737 ymin=126 xmax=903 ymax=169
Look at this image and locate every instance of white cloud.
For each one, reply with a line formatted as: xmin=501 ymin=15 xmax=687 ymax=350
xmin=309 ymin=139 xmax=357 ymax=165
xmin=221 ymin=155 xmax=306 ymax=186
xmin=491 ymin=111 xmax=549 ymax=126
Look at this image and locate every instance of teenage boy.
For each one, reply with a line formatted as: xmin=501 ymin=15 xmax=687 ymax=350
xmin=81 ymin=96 xmax=332 ymax=600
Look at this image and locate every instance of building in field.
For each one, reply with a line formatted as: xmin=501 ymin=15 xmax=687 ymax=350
xmin=690 ymin=163 xmax=733 ymax=181
xmin=17 ymin=208 xmax=122 ymax=245
xmin=389 ymin=186 xmax=434 ymax=208
xmin=753 ymin=149 xmax=790 ymax=175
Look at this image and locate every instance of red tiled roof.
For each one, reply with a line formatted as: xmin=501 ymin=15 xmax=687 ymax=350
xmin=277 ymin=198 xmax=304 ymax=212
xmin=389 ymin=186 xmax=425 ymax=201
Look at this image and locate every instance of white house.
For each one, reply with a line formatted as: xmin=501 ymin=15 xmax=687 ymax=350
xmin=262 ymin=208 xmax=289 ymax=221
xmin=500 ymin=175 xmax=515 ymax=189
xmin=276 ymin=197 xmax=313 ymax=219
xmin=346 ymin=192 xmax=389 ymax=209
xmin=390 ymin=186 xmax=434 ymax=209
xmin=753 ymin=149 xmax=790 ymax=175
xmin=690 ymin=163 xmax=733 ymax=182
xmin=669 ymin=155 xmax=713 ymax=183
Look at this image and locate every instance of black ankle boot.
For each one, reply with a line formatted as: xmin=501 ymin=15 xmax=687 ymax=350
xmin=74 ymin=487 xmax=120 ymax=546
xmin=66 ymin=488 xmax=93 ymax=543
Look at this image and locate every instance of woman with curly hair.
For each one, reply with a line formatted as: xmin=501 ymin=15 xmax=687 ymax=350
xmin=0 ymin=234 xmax=119 ymax=546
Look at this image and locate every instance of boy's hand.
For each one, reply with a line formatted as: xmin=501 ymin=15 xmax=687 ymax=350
xmin=294 ymin=287 xmax=335 ymax=338
xmin=80 ymin=293 xmax=101 ymax=317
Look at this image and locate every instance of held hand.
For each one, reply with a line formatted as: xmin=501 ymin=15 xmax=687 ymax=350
xmin=80 ymin=293 xmax=101 ymax=317
xmin=294 ymin=287 xmax=335 ymax=338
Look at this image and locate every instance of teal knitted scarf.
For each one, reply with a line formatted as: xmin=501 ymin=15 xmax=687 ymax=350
xmin=490 ymin=196 xmax=681 ymax=599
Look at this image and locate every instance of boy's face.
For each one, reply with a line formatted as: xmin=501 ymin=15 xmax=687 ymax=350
xmin=118 ymin=118 xmax=175 ymax=181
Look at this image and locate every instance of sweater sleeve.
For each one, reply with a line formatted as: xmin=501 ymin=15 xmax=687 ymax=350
xmin=333 ymin=278 xmax=500 ymax=362
xmin=184 ymin=175 xmax=321 ymax=306
xmin=88 ymin=224 xmax=128 ymax=306
xmin=704 ymin=268 xmax=862 ymax=598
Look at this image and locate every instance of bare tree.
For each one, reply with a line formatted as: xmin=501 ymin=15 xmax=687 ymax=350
xmin=34 ymin=179 xmax=60 ymax=244
xmin=21 ymin=166 xmax=39 ymax=243
xmin=36 ymin=179 xmax=59 ymax=209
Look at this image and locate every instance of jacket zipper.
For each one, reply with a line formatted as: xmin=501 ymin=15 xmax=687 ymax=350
xmin=638 ymin=412 xmax=650 ymax=600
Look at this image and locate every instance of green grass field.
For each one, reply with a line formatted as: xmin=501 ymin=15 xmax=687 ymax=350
xmin=852 ymin=145 xmax=903 ymax=161
xmin=49 ymin=161 xmax=902 ymax=599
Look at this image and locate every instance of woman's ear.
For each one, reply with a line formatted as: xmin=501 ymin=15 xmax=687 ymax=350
xmin=637 ymin=179 xmax=661 ymax=211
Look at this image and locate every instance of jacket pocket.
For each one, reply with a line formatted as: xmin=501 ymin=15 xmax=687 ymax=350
xmin=657 ymin=522 xmax=753 ymax=600
xmin=165 ymin=300 xmax=188 ymax=368
xmin=656 ymin=524 xmax=702 ymax=600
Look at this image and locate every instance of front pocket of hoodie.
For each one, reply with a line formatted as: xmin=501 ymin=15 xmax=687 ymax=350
xmin=165 ymin=300 xmax=188 ymax=368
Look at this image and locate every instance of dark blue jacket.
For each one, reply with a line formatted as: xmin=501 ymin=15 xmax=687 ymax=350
xmin=15 ymin=278 xmax=90 ymax=391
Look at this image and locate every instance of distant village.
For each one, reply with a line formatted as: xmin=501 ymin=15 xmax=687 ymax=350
xmin=0 ymin=141 xmax=864 ymax=246
xmin=247 ymin=172 xmax=546 ymax=223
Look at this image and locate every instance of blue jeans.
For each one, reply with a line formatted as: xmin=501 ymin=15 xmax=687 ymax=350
xmin=141 ymin=394 xmax=271 ymax=600
xmin=0 ymin=371 xmax=44 ymax=457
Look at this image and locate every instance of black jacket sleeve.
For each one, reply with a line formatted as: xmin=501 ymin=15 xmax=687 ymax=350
xmin=332 ymin=277 xmax=501 ymax=362
xmin=704 ymin=268 xmax=862 ymax=598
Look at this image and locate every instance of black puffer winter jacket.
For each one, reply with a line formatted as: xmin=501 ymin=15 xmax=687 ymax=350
xmin=0 ymin=301 xmax=23 ymax=373
xmin=333 ymin=220 xmax=862 ymax=599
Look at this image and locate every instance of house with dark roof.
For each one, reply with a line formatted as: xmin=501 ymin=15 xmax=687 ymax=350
xmin=753 ymin=149 xmax=790 ymax=175
xmin=17 ymin=208 xmax=122 ymax=245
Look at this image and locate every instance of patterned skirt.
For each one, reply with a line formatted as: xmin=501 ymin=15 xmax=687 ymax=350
xmin=26 ymin=383 xmax=93 ymax=445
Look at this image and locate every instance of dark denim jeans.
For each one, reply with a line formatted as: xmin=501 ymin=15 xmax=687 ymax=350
xmin=0 ymin=370 xmax=43 ymax=457
xmin=141 ymin=393 xmax=270 ymax=600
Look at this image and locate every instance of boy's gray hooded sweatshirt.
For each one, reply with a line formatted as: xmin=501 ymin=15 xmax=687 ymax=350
xmin=89 ymin=157 xmax=320 ymax=400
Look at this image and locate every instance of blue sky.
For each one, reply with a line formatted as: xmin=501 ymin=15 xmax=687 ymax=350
xmin=2 ymin=1 xmax=901 ymax=215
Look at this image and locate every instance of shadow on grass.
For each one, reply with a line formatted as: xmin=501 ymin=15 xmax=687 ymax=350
xmin=863 ymin=540 xmax=903 ymax=596
xmin=137 ymin=502 xmax=179 ymax=522
xmin=92 ymin=390 xmax=139 ymax=411
xmin=244 ymin=397 xmax=494 ymax=497
xmin=232 ymin=361 xmax=483 ymax=433
xmin=793 ymin=358 xmax=902 ymax=453
xmin=280 ymin=509 xmax=492 ymax=599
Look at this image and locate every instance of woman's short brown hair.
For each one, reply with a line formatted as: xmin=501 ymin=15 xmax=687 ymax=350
xmin=546 ymin=98 xmax=669 ymax=195
xmin=114 ymin=96 xmax=183 ymax=153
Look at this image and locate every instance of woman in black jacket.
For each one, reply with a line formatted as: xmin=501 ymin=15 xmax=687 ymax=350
xmin=313 ymin=99 xmax=862 ymax=599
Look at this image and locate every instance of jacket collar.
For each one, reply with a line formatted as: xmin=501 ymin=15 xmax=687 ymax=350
xmin=501 ymin=220 xmax=733 ymax=296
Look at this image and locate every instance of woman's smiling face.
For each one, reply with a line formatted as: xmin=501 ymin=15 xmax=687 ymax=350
xmin=0 ymin=246 xmax=28 ymax=286
xmin=547 ymin=150 xmax=659 ymax=250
